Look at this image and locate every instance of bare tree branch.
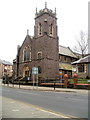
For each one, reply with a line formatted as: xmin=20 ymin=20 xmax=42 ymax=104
xmin=73 ymin=30 xmax=88 ymax=58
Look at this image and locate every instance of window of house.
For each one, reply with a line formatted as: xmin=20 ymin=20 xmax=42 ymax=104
xmin=64 ymin=56 xmax=67 ymax=61
xmin=23 ymin=46 xmax=31 ymax=62
xmin=78 ymin=64 xmax=84 ymax=72
xmin=37 ymin=52 xmax=42 ymax=59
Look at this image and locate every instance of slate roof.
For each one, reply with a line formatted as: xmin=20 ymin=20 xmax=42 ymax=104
xmin=0 ymin=59 xmax=12 ymax=65
xmin=71 ymin=55 xmax=90 ymax=64
xmin=59 ymin=45 xmax=78 ymax=58
xmin=59 ymin=63 xmax=72 ymax=71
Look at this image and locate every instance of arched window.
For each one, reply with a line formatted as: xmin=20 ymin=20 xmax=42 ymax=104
xmin=37 ymin=52 xmax=42 ymax=59
xmin=24 ymin=48 xmax=27 ymax=61
xmin=49 ymin=23 xmax=53 ymax=35
xmin=38 ymin=66 xmax=42 ymax=74
xmin=23 ymin=46 xmax=31 ymax=62
xmin=38 ymin=23 xmax=42 ymax=36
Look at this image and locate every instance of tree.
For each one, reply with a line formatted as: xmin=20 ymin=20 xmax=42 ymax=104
xmin=73 ymin=30 xmax=88 ymax=58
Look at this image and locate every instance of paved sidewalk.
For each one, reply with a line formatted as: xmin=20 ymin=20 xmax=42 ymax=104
xmin=2 ymin=83 xmax=88 ymax=94
xmin=2 ymin=96 xmax=68 ymax=118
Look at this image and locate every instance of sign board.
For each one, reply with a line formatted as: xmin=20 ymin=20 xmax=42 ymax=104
xmin=32 ymin=67 xmax=38 ymax=75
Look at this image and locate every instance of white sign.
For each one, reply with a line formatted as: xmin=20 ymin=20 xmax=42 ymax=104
xmin=32 ymin=67 xmax=38 ymax=74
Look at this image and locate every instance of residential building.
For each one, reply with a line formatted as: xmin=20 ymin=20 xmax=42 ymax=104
xmin=0 ymin=59 xmax=13 ymax=79
xmin=59 ymin=46 xmax=78 ymax=78
xmin=72 ymin=55 xmax=90 ymax=78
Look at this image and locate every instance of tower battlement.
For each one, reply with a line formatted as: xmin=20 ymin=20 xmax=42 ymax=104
xmin=35 ymin=3 xmax=56 ymax=18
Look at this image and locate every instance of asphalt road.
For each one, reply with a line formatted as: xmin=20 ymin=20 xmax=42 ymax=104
xmin=2 ymin=86 xmax=88 ymax=119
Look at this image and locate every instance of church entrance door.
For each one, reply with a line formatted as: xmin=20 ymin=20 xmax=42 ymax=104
xmin=23 ymin=66 xmax=30 ymax=77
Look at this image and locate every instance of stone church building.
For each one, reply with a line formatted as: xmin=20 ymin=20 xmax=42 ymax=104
xmin=13 ymin=4 xmax=59 ymax=80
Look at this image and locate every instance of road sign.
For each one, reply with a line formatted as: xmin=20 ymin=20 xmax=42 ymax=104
xmin=32 ymin=67 xmax=38 ymax=75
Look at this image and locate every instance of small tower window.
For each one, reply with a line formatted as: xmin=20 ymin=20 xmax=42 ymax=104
xmin=38 ymin=23 xmax=42 ymax=36
xmin=49 ymin=23 xmax=53 ymax=36
xmin=37 ymin=52 xmax=42 ymax=59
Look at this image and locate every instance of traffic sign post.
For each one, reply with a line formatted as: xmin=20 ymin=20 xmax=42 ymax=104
xmin=32 ymin=67 xmax=38 ymax=89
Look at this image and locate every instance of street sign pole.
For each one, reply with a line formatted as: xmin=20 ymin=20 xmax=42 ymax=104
xmin=33 ymin=74 xmax=35 ymax=89
xmin=36 ymin=74 xmax=38 ymax=89
xmin=32 ymin=67 xmax=38 ymax=90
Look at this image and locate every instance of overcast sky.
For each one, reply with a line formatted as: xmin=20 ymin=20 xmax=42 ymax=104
xmin=0 ymin=0 xmax=88 ymax=63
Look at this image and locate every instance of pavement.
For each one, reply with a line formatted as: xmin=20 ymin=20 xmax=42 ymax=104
xmin=2 ymin=96 xmax=67 ymax=118
xmin=2 ymin=83 xmax=88 ymax=94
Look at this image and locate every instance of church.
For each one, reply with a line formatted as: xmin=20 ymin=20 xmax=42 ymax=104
xmin=13 ymin=3 xmax=59 ymax=79
xmin=13 ymin=3 xmax=60 ymax=81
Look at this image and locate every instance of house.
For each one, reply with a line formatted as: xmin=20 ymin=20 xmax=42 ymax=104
xmin=0 ymin=59 xmax=13 ymax=79
xmin=71 ymin=55 xmax=90 ymax=78
xmin=59 ymin=45 xmax=78 ymax=78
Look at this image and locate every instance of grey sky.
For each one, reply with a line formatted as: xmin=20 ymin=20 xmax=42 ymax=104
xmin=0 ymin=0 xmax=88 ymax=62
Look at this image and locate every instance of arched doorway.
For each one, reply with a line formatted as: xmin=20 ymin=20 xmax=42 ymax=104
xmin=23 ymin=66 xmax=30 ymax=77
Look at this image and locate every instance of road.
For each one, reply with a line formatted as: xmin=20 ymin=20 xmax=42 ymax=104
xmin=1 ymin=86 xmax=88 ymax=119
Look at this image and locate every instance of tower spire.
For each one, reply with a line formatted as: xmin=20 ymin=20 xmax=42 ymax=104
xmin=55 ymin=7 xmax=56 ymax=14
xmin=45 ymin=2 xmax=47 ymax=8
xmin=27 ymin=29 xmax=29 ymax=35
xmin=36 ymin=7 xmax=37 ymax=14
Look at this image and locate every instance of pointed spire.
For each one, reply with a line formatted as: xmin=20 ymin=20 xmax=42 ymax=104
xmin=45 ymin=2 xmax=47 ymax=8
xmin=27 ymin=29 xmax=29 ymax=35
xmin=55 ymin=7 xmax=56 ymax=14
xmin=36 ymin=7 xmax=37 ymax=14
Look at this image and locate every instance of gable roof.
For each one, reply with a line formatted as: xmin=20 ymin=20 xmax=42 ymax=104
xmin=59 ymin=45 xmax=78 ymax=58
xmin=20 ymin=35 xmax=32 ymax=49
xmin=71 ymin=55 xmax=90 ymax=64
xmin=0 ymin=59 xmax=12 ymax=65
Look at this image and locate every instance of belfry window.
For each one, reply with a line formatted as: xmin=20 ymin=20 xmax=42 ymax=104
xmin=49 ymin=23 xmax=53 ymax=35
xmin=23 ymin=46 xmax=31 ymax=62
xmin=38 ymin=23 xmax=42 ymax=36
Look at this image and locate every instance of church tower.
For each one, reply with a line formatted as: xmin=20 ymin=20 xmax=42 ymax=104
xmin=32 ymin=3 xmax=59 ymax=80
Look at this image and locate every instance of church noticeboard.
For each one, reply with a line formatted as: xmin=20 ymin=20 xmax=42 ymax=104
xmin=32 ymin=67 xmax=38 ymax=75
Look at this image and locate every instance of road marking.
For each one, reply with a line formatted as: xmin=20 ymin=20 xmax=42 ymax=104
xmin=12 ymin=109 xmax=19 ymax=112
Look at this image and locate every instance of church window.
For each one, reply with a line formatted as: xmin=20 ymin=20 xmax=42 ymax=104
xmin=38 ymin=23 xmax=42 ymax=36
xmin=38 ymin=66 xmax=42 ymax=73
xmin=23 ymin=46 xmax=31 ymax=62
xmin=24 ymin=48 xmax=27 ymax=61
xmin=37 ymin=52 xmax=42 ymax=59
xmin=49 ymin=23 xmax=53 ymax=35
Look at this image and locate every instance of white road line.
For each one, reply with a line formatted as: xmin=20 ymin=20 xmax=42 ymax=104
xmin=12 ymin=109 xmax=19 ymax=112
